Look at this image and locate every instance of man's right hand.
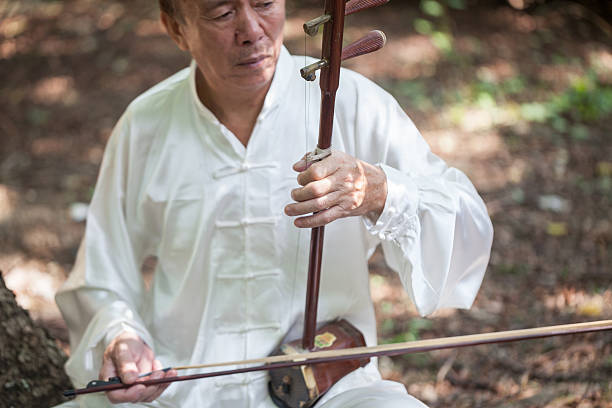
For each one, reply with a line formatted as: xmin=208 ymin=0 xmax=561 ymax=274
xmin=100 ymin=331 xmax=177 ymax=403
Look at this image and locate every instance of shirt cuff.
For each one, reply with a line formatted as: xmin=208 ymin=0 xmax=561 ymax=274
xmin=76 ymin=299 xmax=152 ymax=351
xmin=103 ymin=320 xmax=153 ymax=350
xmin=363 ymin=164 xmax=420 ymax=241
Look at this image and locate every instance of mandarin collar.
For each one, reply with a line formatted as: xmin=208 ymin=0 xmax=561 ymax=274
xmin=189 ymin=45 xmax=293 ymax=124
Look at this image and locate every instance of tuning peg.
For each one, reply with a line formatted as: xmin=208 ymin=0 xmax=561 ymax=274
xmin=299 ymin=30 xmax=386 ymax=81
xmin=345 ymin=0 xmax=390 ymax=16
xmin=303 ymin=14 xmax=332 ymax=37
xmin=303 ymin=0 xmax=390 ymax=37
xmin=341 ymin=30 xmax=387 ymax=61
xmin=300 ymin=59 xmax=328 ymax=81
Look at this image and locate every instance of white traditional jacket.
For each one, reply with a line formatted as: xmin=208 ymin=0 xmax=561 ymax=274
xmin=56 ymin=46 xmax=494 ymax=407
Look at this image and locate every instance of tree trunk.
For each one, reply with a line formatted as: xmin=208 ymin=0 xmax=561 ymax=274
xmin=0 ymin=274 xmax=71 ymax=407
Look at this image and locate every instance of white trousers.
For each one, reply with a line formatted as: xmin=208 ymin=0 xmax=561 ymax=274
xmin=55 ymin=379 xmax=427 ymax=408
xmin=318 ymin=380 xmax=428 ymax=408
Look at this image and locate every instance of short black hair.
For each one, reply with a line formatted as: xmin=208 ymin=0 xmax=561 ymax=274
xmin=159 ymin=0 xmax=180 ymax=18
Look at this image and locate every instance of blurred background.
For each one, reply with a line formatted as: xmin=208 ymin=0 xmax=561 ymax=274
xmin=0 ymin=0 xmax=611 ymax=406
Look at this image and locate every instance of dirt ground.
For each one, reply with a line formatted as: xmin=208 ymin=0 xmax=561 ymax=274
xmin=1 ymin=0 xmax=611 ymax=406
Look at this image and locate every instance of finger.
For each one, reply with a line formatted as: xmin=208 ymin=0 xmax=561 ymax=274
xmin=143 ymin=362 xmax=175 ymax=403
xmin=292 ymin=157 xmax=308 ymax=172
xmin=100 ymin=352 xmax=118 ymax=381
xmin=286 ymin=191 xmax=343 ymax=216
xmin=135 ymin=348 xmax=155 ymax=375
xmin=135 ymin=376 xmax=162 ymax=403
xmin=138 ymin=371 xmax=165 ymax=402
xmin=130 ymin=358 xmax=164 ymax=402
xmin=297 ymin=159 xmax=339 ymax=186
xmin=107 ymin=384 xmax=147 ymax=404
xmin=294 ymin=206 xmax=345 ymax=228
xmin=142 ymin=365 xmax=177 ymax=403
xmin=290 ymin=177 xmax=335 ymax=202
xmin=101 ymin=343 xmax=140 ymax=403
xmin=113 ymin=342 xmax=140 ymax=384
xmin=293 ymin=151 xmax=324 ymax=172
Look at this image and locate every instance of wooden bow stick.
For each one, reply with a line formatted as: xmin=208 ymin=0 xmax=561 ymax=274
xmin=64 ymin=319 xmax=612 ymax=396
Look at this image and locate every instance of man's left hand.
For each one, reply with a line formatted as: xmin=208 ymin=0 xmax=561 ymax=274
xmin=285 ymin=151 xmax=387 ymax=228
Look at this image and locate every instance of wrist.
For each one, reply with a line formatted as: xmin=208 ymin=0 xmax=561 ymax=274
xmin=363 ymin=162 xmax=388 ymax=220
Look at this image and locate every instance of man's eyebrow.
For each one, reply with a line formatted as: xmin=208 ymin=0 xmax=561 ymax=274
xmin=199 ymin=0 xmax=233 ymax=11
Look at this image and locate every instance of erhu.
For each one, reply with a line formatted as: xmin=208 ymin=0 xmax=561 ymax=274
xmin=268 ymin=0 xmax=389 ymax=407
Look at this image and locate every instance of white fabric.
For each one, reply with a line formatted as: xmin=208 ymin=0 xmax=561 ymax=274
xmin=55 ymin=46 xmax=493 ymax=408
xmin=319 ymin=380 xmax=427 ymax=408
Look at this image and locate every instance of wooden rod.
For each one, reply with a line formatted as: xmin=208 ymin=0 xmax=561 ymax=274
xmin=302 ymin=0 xmax=347 ymax=351
xmin=302 ymin=226 xmax=325 ymax=349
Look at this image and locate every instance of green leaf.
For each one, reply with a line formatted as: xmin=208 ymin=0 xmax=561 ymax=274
xmin=409 ymin=318 xmax=433 ymax=332
xmin=413 ymin=18 xmax=433 ymax=35
xmin=381 ymin=318 xmax=395 ymax=334
xmin=477 ymin=92 xmax=496 ymax=109
xmin=421 ymin=0 xmax=444 ymax=17
xmin=570 ymin=124 xmax=589 ymax=140
xmin=520 ymin=102 xmax=549 ymax=122
xmin=431 ymin=31 xmax=453 ymax=53
xmin=502 ymin=77 xmax=526 ymax=95
xmin=551 ymin=116 xmax=568 ymax=133
xmin=445 ymin=0 xmax=466 ymax=9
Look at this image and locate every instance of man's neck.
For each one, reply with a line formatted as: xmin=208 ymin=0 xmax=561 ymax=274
xmin=195 ymin=69 xmax=270 ymax=147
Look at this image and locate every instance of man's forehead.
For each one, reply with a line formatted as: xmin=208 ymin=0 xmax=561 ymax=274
xmin=192 ymin=0 xmax=233 ymax=7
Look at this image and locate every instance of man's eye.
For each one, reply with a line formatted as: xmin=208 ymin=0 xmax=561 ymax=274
xmin=214 ymin=10 xmax=234 ymax=20
xmin=256 ymin=1 xmax=274 ymax=9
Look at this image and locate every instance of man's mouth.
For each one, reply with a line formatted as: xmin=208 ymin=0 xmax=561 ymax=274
xmin=237 ymin=55 xmax=269 ymax=68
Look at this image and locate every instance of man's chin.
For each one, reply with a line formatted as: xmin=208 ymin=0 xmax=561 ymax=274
xmin=230 ymin=68 xmax=276 ymax=91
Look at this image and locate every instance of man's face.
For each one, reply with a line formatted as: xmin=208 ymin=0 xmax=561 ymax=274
xmin=176 ymin=0 xmax=285 ymax=94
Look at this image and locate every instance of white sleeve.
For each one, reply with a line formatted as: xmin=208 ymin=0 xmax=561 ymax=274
xmin=55 ymin=113 xmax=153 ymax=388
xmin=359 ymin=94 xmax=494 ymax=317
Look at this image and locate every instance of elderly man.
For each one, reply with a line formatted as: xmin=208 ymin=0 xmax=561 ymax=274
xmin=55 ymin=0 xmax=493 ymax=407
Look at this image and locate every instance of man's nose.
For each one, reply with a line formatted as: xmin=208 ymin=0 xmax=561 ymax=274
xmin=235 ymin=6 xmax=264 ymax=45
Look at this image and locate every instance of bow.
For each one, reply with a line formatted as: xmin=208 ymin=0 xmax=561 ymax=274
xmin=64 ymin=319 xmax=612 ymax=396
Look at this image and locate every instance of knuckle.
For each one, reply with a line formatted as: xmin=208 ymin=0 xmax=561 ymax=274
xmin=315 ymin=196 xmax=327 ymax=209
xmin=311 ymin=183 xmax=325 ymax=197
xmin=321 ymin=211 xmax=334 ymax=224
xmin=311 ymin=166 xmax=325 ymax=180
xmin=349 ymin=193 xmax=362 ymax=209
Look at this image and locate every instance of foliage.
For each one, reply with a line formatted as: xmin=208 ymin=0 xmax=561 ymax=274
xmin=382 ymin=318 xmax=434 ymax=344
xmin=414 ymin=0 xmax=467 ymax=54
xmin=519 ymin=74 xmax=612 ymax=140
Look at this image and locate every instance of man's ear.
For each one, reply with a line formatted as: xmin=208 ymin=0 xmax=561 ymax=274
xmin=160 ymin=11 xmax=190 ymax=52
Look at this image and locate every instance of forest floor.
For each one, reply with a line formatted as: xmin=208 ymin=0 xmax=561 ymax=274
xmin=1 ymin=0 xmax=611 ymax=406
